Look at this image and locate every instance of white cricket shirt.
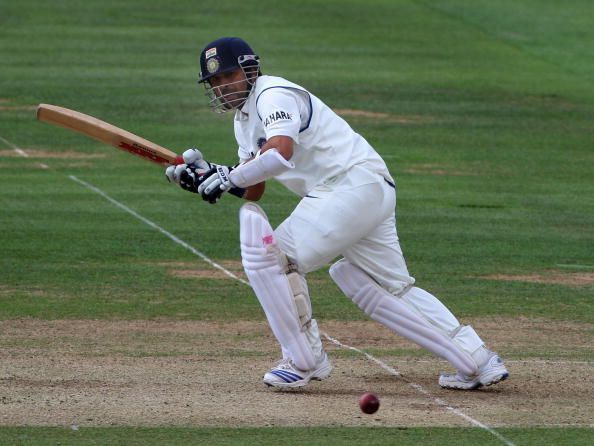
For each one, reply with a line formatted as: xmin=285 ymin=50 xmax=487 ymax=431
xmin=234 ymin=75 xmax=393 ymax=197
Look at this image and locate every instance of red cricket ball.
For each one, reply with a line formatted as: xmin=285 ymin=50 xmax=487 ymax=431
xmin=359 ymin=392 xmax=380 ymax=414
xmin=173 ymin=155 xmax=185 ymax=165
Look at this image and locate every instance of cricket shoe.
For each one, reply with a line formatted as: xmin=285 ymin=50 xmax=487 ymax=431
xmin=263 ymin=353 xmax=332 ymax=389
xmin=439 ymin=352 xmax=509 ymax=390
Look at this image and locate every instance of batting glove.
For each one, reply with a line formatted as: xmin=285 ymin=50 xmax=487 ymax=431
xmin=197 ymin=165 xmax=234 ymax=203
xmin=165 ymin=148 xmax=212 ymax=193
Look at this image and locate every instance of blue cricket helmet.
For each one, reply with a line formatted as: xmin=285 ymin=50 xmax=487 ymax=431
xmin=198 ymin=37 xmax=260 ymax=84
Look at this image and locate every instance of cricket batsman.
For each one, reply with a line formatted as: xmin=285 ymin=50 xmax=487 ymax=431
xmin=166 ymin=37 xmax=509 ymax=390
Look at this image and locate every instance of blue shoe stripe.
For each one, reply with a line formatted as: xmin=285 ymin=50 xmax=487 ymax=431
xmin=270 ymin=371 xmax=295 ymax=383
xmin=272 ymin=370 xmax=303 ymax=382
xmin=271 ymin=370 xmax=303 ymax=383
xmin=279 ymin=370 xmax=304 ymax=381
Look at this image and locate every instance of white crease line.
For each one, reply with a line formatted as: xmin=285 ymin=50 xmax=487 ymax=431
xmin=371 ymin=358 xmax=592 ymax=365
xmin=69 ymin=175 xmax=250 ymax=286
xmin=0 ymin=135 xmax=29 ymax=157
xmin=1 ymin=135 xmax=47 ymax=168
xmin=507 ymin=359 xmax=592 ymax=365
xmin=323 ymin=332 xmax=515 ymax=446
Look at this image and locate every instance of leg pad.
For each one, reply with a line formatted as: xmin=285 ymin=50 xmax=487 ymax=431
xmin=240 ymin=203 xmax=317 ymax=370
xmin=330 ymin=259 xmax=479 ymax=376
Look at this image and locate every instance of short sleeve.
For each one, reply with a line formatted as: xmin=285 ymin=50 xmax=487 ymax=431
xmin=256 ymin=88 xmax=305 ymax=142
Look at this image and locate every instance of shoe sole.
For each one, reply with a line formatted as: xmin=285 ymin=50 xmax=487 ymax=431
xmin=439 ymin=380 xmax=481 ymax=390
xmin=312 ymin=363 xmax=333 ymax=381
xmin=481 ymin=371 xmax=509 ymax=387
xmin=264 ymin=380 xmax=309 ymax=389
xmin=264 ymin=364 xmax=333 ymax=389
xmin=440 ymin=371 xmax=509 ymax=390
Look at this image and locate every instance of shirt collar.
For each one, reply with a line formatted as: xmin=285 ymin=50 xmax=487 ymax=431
xmin=235 ymin=96 xmax=251 ymax=121
xmin=236 ymin=101 xmax=250 ymax=120
xmin=235 ymin=78 xmax=258 ymax=121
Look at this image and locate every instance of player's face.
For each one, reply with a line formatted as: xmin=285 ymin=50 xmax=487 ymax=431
xmin=208 ymin=69 xmax=249 ymax=110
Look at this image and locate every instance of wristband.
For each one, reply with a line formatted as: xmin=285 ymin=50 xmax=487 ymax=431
xmin=228 ymin=187 xmax=246 ymax=199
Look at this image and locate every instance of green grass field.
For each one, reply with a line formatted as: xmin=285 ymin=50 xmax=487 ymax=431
xmin=1 ymin=426 xmax=592 ymax=446
xmin=1 ymin=1 xmax=593 ymax=444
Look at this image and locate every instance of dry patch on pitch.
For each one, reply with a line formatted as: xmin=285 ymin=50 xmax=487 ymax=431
xmin=0 ymin=99 xmax=36 ymax=111
xmin=0 ymin=149 xmax=105 ymax=160
xmin=0 ymin=286 xmax=46 ymax=297
xmin=0 ymin=318 xmax=592 ymax=428
xmin=156 ymin=259 xmax=326 ymax=286
xmin=160 ymin=261 xmax=329 ymax=287
xmin=481 ymin=271 xmax=594 ymax=287
xmin=0 ymin=105 xmax=37 ymax=111
xmin=403 ymin=163 xmax=482 ymax=177
xmin=159 ymin=260 xmax=246 ymax=280
xmin=335 ymin=108 xmax=430 ymax=124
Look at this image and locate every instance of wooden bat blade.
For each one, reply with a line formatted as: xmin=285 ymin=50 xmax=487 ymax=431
xmin=36 ymin=104 xmax=178 ymax=165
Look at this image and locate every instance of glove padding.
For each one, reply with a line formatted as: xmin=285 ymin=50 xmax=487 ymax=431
xmin=197 ymin=165 xmax=234 ymax=203
xmin=165 ymin=148 xmax=212 ymax=193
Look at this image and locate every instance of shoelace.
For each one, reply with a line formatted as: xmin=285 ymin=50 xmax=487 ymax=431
xmin=272 ymin=358 xmax=292 ymax=369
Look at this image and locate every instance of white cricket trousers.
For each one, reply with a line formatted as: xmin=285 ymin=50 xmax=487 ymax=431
xmin=275 ymin=164 xmax=414 ymax=295
xmin=274 ymin=164 xmax=483 ymax=357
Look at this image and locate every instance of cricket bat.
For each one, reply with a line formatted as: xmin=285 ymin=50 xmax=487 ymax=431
xmin=36 ymin=104 xmax=181 ymax=165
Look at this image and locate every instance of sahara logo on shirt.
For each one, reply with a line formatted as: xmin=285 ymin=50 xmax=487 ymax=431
xmin=263 ymin=110 xmax=293 ymax=127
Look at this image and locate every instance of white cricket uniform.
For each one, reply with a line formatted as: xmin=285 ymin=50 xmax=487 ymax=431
xmin=234 ymin=75 xmax=488 ymax=373
xmin=234 ymin=75 xmax=413 ymax=295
